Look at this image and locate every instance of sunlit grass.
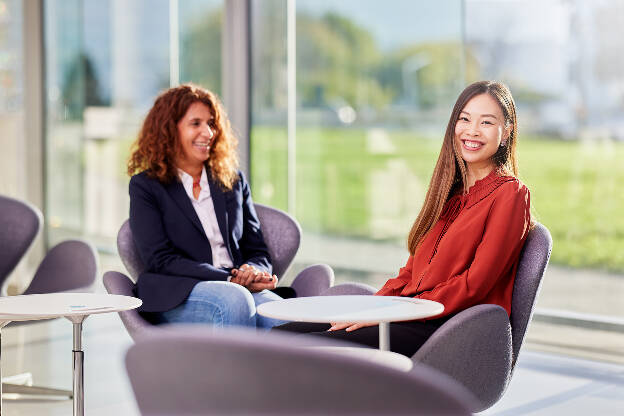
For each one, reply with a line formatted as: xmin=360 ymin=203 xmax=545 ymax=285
xmin=518 ymin=137 xmax=624 ymax=271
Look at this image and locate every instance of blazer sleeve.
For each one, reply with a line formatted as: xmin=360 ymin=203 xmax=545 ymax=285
xmin=415 ymin=183 xmax=531 ymax=314
xmin=375 ymin=255 xmax=414 ymax=296
xmin=236 ymin=172 xmax=272 ymax=274
xmin=129 ymin=175 xmax=230 ymax=281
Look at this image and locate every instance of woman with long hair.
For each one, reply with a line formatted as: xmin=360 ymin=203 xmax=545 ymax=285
xmin=275 ymin=80 xmax=532 ymax=356
xmin=127 ymin=84 xmax=285 ymax=328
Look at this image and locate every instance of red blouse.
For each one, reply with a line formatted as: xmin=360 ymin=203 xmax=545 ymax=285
xmin=376 ymin=170 xmax=531 ymax=319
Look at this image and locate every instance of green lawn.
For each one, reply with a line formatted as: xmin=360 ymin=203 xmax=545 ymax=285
xmin=251 ymin=126 xmax=624 ymax=272
xmin=518 ymin=136 xmax=624 ymax=271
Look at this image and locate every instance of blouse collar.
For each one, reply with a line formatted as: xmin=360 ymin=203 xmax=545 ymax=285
xmin=441 ymin=169 xmax=515 ymax=220
xmin=178 ymin=166 xmax=210 ymax=201
xmin=463 ymin=168 xmax=515 ymax=209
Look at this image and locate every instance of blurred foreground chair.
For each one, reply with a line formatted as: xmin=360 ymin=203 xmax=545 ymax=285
xmin=0 ymin=194 xmax=98 ymax=397
xmin=125 ymin=326 xmax=477 ymax=415
xmin=322 ymin=222 xmax=552 ymax=412
xmin=103 ymin=203 xmax=335 ymax=341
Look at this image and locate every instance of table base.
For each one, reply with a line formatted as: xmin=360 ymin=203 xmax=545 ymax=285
xmin=68 ymin=318 xmax=85 ymax=416
xmin=73 ymin=350 xmax=83 ymax=415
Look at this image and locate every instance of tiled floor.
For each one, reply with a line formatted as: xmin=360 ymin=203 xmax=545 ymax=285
xmin=482 ymin=351 xmax=624 ymax=415
xmin=1 ymin=313 xmax=623 ymax=415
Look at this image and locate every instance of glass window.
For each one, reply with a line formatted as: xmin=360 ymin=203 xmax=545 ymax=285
xmin=464 ymin=0 xmax=624 ymax=319
xmin=179 ymin=0 xmax=223 ymax=94
xmin=250 ymin=0 xmax=624 ymax=360
xmin=44 ymin=0 xmax=223 ymax=250
xmin=250 ymin=0 xmax=289 ymax=212
xmin=252 ymin=0 xmax=465 ymax=285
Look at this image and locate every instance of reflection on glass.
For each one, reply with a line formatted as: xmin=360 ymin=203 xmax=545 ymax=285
xmin=45 ymin=0 xmax=85 ymax=238
xmin=250 ymin=0 xmax=289 ymax=212
xmin=179 ymin=0 xmax=223 ymax=94
xmin=293 ymin=0 xmax=464 ymax=246
xmin=0 ymin=0 xmax=24 ymax=197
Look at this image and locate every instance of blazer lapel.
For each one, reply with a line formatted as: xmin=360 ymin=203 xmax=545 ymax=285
xmin=165 ymin=180 xmax=207 ymax=239
xmin=207 ymin=175 xmax=232 ymax=254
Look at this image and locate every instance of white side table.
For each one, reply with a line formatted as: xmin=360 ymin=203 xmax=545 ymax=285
xmin=257 ymin=295 xmax=444 ymax=351
xmin=0 ymin=293 xmax=142 ymax=416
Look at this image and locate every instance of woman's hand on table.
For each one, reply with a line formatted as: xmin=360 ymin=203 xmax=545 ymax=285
xmin=328 ymin=322 xmax=377 ymax=332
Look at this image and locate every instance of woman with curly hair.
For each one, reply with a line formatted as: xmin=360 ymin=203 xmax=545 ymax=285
xmin=275 ymin=81 xmax=532 ymax=356
xmin=127 ymin=84 xmax=285 ymax=328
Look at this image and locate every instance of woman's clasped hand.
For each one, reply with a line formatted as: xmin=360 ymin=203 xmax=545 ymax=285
xmin=230 ymin=264 xmax=277 ymax=292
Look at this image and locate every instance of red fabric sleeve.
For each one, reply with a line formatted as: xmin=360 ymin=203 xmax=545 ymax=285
xmin=415 ymin=183 xmax=530 ymax=315
xmin=375 ymin=255 xmax=414 ymax=296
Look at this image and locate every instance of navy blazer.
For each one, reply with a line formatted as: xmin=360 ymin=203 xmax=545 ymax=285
xmin=129 ymin=169 xmax=271 ymax=312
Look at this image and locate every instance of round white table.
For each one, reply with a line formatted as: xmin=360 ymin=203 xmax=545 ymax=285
xmin=257 ymin=295 xmax=444 ymax=351
xmin=0 ymin=293 xmax=142 ymax=416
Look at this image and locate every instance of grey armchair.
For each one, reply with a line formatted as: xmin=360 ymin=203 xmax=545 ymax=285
xmin=0 ymin=194 xmax=98 ymax=398
xmin=104 ymin=203 xmax=335 ymax=340
xmin=255 ymin=203 xmax=334 ymax=297
xmin=322 ymin=222 xmax=553 ymax=412
xmin=125 ymin=326 xmax=478 ymax=415
xmin=0 ymin=195 xmax=41 ymax=295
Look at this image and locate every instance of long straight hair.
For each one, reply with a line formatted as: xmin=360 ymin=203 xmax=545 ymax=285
xmin=406 ymin=81 xmax=519 ymax=255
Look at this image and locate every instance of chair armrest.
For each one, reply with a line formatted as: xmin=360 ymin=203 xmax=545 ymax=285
xmin=321 ymin=282 xmax=377 ymax=296
xmin=103 ymin=271 xmax=161 ymax=342
xmin=411 ymin=304 xmax=512 ymax=412
xmin=289 ymin=264 xmax=335 ymax=297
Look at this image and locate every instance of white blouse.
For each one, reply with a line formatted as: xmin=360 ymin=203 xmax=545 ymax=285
xmin=178 ymin=167 xmax=234 ymax=270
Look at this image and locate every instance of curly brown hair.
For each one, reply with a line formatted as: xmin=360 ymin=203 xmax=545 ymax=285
xmin=127 ymin=84 xmax=239 ymax=189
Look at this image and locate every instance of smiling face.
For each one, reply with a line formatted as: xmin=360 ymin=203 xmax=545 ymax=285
xmin=175 ymin=101 xmax=216 ymax=173
xmin=454 ymin=93 xmax=509 ymax=175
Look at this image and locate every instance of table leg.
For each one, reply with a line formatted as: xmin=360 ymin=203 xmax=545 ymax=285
xmin=0 ymin=326 xmax=3 ymax=416
xmin=67 ymin=316 xmax=86 ymax=416
xmin=378 ymin=322 xmax=390 ymax=351
xmin=0 ymin=322 xmax=9 ymax=416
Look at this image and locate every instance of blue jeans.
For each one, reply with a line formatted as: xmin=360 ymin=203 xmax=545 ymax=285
xmin=154 ymin=281 xmax=287 ymax=329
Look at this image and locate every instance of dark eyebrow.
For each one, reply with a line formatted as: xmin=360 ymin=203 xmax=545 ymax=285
xmin=460 ymin=110 xmax=498 ymax=120
xmin=481 ymin=114 xmax=498 ymax=119
xmin=188 ymin=117 xmax=213 ymax=123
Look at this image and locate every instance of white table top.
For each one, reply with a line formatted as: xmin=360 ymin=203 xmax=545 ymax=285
xmin=257 ymin=295 xmax=444 ymax=323
xmin=0 ymin=293 xmax=142 ymax=322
